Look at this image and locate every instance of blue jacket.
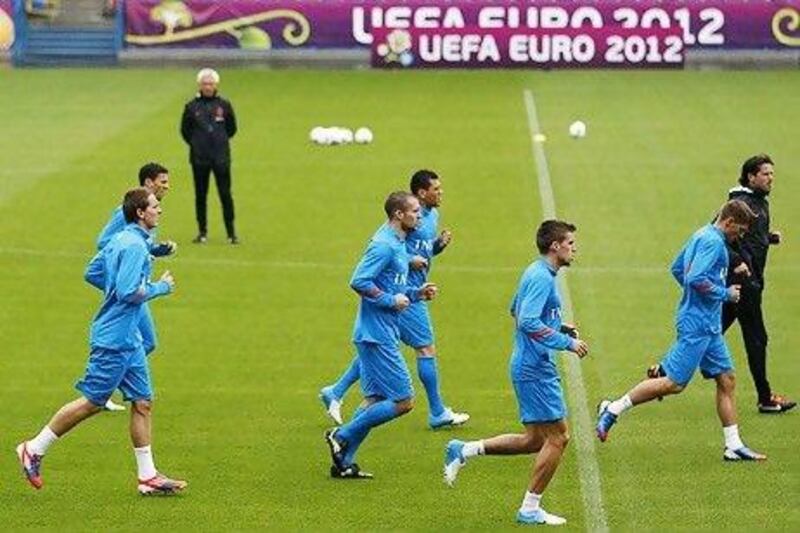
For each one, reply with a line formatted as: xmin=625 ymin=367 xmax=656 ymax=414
xmin=350 ymin=223 xmax=422 ymax=345
xmin=85 ymin=224 xmax=172 ymax=351
xmin=509 ymin=259 xmax=574 ymax=381
xmin=670 ymin=224 xmax=731 ymax=335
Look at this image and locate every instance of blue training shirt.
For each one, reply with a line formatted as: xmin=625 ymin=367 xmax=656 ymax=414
xmin=85 ymin=224 xmax=172 ymax=351
xmin=509 ymin=259 xmax=574 ymax=381
xmin=350 ymin=223 xmax=423 ymax=345
xmin=669 ymin=224 xmax=730 ymax=335
xmin=406 ymin=205 xmax=444 ymax=287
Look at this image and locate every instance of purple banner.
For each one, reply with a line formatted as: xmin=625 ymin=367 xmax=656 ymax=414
xmin=125 ymin=1 xmax=800 ymax=54
xmin=372 ymin=27 xmax=684 ymax=69
xmin=0 ymin=0 xmax=13 ymax=52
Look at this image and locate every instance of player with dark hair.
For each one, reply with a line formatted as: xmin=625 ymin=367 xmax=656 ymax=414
xmin=320 ymin=170 xmax=468 ymax=428
xmin=324 ymin=191 xmax=437 ymax=479
xmin=443 ymin=219 xmax=589 ymax=526
xmin=17 ymin=188 xmax=186 ymax=495
xmin=596 ymin=200 xmax=767 ymax=462
xmin=93 ymin=162 xmax=176 ymax=412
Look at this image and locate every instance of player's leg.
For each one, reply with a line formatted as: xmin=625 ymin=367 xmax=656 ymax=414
xmin=319 ymin=355 xmax=360 ymax=425
xmin=739 ymin=289 xmax=794 ymax=412
xmin=191 ymin=163 xmax=211 ymax=242
xmin=517 ymin=420 xmax=570 ymax=525
xmin=17 ymin=347 xmax=124 ymax=489
xmin=444 ymin=379 xmax=557 ymax=487
xmin=400 ymin=302 xmax=468 ymax=428
xmin=212 ymin=162 xmax=237 ymax=242
xmin=121 ymin=347 xmax=187 ymax=494
xmin=596 ymin=336 xmax=705 ymax=441
xmin=700 ymin=336 xmax=766 ymax=461
xmin=325 ymin=342 xmax=413 ymax=478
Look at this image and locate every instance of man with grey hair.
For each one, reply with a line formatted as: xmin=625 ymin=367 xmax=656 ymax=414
xmin=181 ymin=68 xmax=239 ymax=244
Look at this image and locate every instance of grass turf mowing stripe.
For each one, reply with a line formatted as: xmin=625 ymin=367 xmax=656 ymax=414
xmin=524 ymin=89 xmax=609 ymax=533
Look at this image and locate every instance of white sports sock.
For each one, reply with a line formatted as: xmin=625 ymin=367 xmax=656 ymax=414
xmin=134 ymin=445 xmax=157 ymax=480
xmin=28 ymin=426 xmax=59 ymax=456
xmin=520 ymin=491 xmax=542 ymax=513
xmin=608 ymin=394 xmax=633 ymax=416
xmin=723 ymin=425 xmax=744 ymax=450
xmin=462 ymin=440 xmax=485 ymax=458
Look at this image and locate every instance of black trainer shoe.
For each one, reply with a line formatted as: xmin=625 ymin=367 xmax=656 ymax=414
xmin=330 ymin=463 xmax=373 ymax=480
xmin=324 ymin=429 xmax=346 ymax=470
xmin=758 ymin=394 xmax=797 ymax=414
xmin=228 ymin=236 xmax=240 ymax=245
xmin=192 ymin=234 xmax=208 ymax=244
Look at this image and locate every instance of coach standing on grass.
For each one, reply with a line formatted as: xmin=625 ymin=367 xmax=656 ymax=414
xmin=723 ymin=154 xmax=795 ymax=413
xmin=181 ymin=68 xmax=239 ymax=245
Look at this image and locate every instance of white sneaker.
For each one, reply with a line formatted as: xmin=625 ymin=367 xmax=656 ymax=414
xmin=319 ymin=386 xmax=343 ymax=425
xmin=517 ymin=508 xmax=567 ymax=526
xmin=429 ymin=407 xmax=470 ymax=429
xmin=104 ymin=399 xmax=126 ymax=411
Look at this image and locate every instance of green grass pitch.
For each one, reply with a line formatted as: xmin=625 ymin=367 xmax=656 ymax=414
xmin=0 ymin=69 xmax=798 ymax=530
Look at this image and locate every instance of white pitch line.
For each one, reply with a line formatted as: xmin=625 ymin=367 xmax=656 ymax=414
xmin=524 ymin=89 xmax=609 ymax=533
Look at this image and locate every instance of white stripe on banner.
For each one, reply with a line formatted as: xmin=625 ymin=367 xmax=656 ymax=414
xmin=523 ymin=89 xmax=609 ymax=533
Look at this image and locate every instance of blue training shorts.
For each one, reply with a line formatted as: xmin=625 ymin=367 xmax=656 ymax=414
xmin=513 ymin=378 xmax=566 ymax=424
xmin=75 ymin=346 xmax=153 ymax=407
xmin=660 ymin=332 xmax=733 ymax=387
xmin=398 ymin=301 xmax=435 ymax=349
xmin=356 ymin=341 xmax=414 ymax=401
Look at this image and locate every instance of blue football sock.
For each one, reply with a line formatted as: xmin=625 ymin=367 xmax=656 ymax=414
xmin=331 ymin=356 xmax=360 ymax=400
xmin=417 ymin=356 xmax=445 ymax=417
xmin=341 ymin=404 xmax=367 ymax=465
xmin=337 ymin=399 xmax=400 ymax=450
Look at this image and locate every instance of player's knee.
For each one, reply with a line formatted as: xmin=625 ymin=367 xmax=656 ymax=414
xmin=396 ymin=398 xmax=414 ymax=414
xmin=417 ymin=345 xmax=436 ymax=357
xmin=717 ymin=373 xmax=736 ymax=393
xmin=664 ymin=378 xmax=684 ymax=395
xmin=554 ymin=429 xmax=570 ymax=450
xmin=132 ymin=400 xmax=152 ymax=417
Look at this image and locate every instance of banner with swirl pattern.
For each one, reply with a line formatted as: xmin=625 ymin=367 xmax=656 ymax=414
xmin=124 ymin=1 xmax=800 ymax=52
xmin=0 ymin=0 xmax=13 ymax=52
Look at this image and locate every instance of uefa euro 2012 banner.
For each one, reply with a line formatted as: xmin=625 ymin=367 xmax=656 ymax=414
xmin=125 ymin=1 xmax=800 ymax=68
xmin=0 ymin=0 xmax=13 ymax=52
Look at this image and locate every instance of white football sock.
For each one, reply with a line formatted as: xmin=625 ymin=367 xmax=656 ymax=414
xmin=134 ymin=445 xmax=157 ymax=480
xmin=608 ymin=394 xmax=633 ymax=416
xmin=723 ymin=425 xmax=744 ymax=450
xmin=462 ymin=440 xmax=485 ymax=458
xmin=520 ymin=491 xmax=542 ymax=513
xmin=28 ymin=426 xmax=59 ymax=456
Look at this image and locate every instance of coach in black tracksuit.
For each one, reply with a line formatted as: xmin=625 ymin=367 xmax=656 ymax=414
xmin=181 ymin=68 xmax=239 ymax=244
xmin=723 ymin=154 xmax=795 ymax=413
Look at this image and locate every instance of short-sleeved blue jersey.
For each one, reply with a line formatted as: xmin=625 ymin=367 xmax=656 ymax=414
xmin=669 ymin=224 xmax=730 ymax=335
xmin=509 ymin=259 xmax=574 ymax=381
xmin=350 ymin=223 xmax=422 ymax=345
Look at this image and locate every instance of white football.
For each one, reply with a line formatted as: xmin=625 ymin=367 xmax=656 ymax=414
xmin=354 ymin=127 xmax=373 ymax=144
xmin=341 ymin=128 xmax=354 ymax=144
xmin=568 ymin=120 xmax=587 ymax=139
xmin=310 ymin=126 xmax=326 ymax=144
